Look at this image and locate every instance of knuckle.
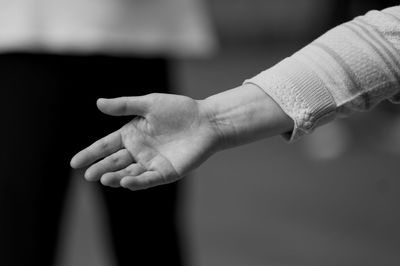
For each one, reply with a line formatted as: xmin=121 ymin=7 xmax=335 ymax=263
xmin=121 ymin=100 xmax=129 ymax=114
xmin=126 ymin=167 xmax=137 ymax=176
xmin=108 ymin=154 xmax=120 ymax=165
xmin=98 ymin=139 xmax=109 ymax=152
xmin=146 ymin=93 xmax=159 ymax=103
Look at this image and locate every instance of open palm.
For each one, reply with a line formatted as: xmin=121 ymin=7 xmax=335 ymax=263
xmin=71 ymin=93 xmax=219 ymax=190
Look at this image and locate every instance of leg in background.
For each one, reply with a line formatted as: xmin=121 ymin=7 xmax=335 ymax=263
xmin=0 ymin=53 xmax=72 ymax=266
xmin=65 ymin=56 xmax=184 ymax=266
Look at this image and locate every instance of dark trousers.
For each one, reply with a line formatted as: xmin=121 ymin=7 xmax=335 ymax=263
xmin=0 ymin=53 xmax=182 ymax=266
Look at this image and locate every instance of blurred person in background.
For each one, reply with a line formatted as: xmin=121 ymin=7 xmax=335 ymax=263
xmin=0 ymin=0 xmax=215 ymax=265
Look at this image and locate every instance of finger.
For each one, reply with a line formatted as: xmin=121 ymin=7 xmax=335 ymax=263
xmin=70 ymin=130 xmax=122 ymax=169
xmin=97 ymin=96 xmax=149 ymax=116
xmin=120 ymin=171 xmax=167 ymax=191
xmin=84 ymin=149 xmax=134 ymax=182
xmin=100 ymin=163 xmax=146 ymax=188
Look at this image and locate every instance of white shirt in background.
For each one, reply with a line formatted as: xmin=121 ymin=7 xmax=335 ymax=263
xmin=0 ymin=0 xmax=216 ymax=57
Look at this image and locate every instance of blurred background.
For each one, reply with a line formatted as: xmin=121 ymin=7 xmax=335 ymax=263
xmin=54 ymin=0 xmax=400 ymax=266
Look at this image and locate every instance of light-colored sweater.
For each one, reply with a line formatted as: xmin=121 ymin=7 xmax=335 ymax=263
xmin=245 ymin=6 xmax=400 ymax=142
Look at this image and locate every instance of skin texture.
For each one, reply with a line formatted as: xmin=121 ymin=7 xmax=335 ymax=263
xmin=70 ymin=84 xmax=293 ymax=191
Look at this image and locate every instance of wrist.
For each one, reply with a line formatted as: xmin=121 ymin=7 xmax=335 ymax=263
xmin=197 ymin=97 xmax=232 ymax=152
xmin=199 ymin=84 xmax=294 ymax=151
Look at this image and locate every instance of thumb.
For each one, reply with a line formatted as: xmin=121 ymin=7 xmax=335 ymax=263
xmin=97 ymin=96 xmax=149 ymax=116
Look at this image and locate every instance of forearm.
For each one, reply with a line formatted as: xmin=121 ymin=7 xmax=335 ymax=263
xmin=246 ymin=6 xmax=400 ymax=142
xmin=200 ymin=83 xmax=293 ymax=150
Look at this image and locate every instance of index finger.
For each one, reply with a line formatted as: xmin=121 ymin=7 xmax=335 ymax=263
xmin=70 ymin=130 xmax=123 ymax=169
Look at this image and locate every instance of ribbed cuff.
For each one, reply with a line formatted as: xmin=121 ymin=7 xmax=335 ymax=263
xmin=244 ymin=57 xmax=337 ymax=142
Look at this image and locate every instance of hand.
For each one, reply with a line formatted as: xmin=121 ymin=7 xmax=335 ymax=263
xmin=70 ymin=93 xmax=220 ymax=190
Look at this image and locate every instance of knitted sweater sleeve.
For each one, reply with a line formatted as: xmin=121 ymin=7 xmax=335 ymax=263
xmin=244 ymin=6 xmax=400 ymax=142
